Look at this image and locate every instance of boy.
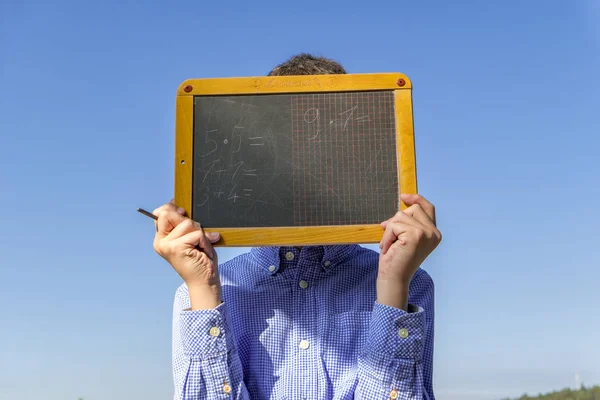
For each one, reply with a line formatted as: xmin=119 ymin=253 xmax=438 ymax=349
xmin=153 ymin=53 xmax=441 ymax=399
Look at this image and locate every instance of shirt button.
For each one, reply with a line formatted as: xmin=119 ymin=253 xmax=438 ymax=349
xmin=285 ymin=251 xmax=295 ymax=260
xmin=390 ymin=389 xmax=399 ymax=399
xmin=223 ymin=382 xmax=231 ymax=393
xmin=398 ymin=328 xmax=409 ymax=339
xmin=268 ymin=265 xmax=276 ymax=272
xmin=209 ymin=327 xmax=220 ymax=337
xmin=299 ymin=340 xmax=310 ymax=350
xmin=299 ymin=280 xmax=309 ymax=289
xmin=324 ymin=260 xmax=331 ymax=267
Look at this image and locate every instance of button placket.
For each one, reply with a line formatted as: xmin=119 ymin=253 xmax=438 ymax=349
xmin=290 ymin=252 xmax=315 ymax=399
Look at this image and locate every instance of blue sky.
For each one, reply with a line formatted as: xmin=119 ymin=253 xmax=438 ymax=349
xmin=1 ymin=1 xmax=599 ymax=399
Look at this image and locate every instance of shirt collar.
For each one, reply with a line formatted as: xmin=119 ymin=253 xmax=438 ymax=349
xmin=250 ymin=245 xmax=359 ymax=274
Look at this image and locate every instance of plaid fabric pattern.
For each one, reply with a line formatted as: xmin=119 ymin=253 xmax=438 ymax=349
xmin=172 ymin=245 xmax=435 ymax=399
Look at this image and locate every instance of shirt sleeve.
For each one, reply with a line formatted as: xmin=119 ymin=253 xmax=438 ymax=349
xmin=171 ymin=285 xmax=250 ymax=400
xmin=356 ymin=271 xmax=435 ymax=399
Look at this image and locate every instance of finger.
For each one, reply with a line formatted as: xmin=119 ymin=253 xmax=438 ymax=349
xmin=168 ymin=198 xmax=187 ymax=216
xmin=156 ymin=208 xmax=187 ymax=239
xmin=173 ymin=229 xmax=218 ymax=260
xmin=205 ymin=230 xmax=221 ymax=243
xmin=380 ymin=224 xmax=396 ymax=254
xmin=379 ymin=210 xmax=429 ymax=254
xmin=153 ymin=203 xmax=177 ymax=232
xmin=379 ymin=213 xmax=399 ymax=229
xmin=380 ymin=217 xmax=392 ymax=229
xmin=152 ymin=202 xmax=186 ymax=231
xmin=165 ymin=218 xmax=200 ymax=241
xmin=403 ymin=204 xmax=435 ymax=228
xmin=194 ymin=227 xmax=217 ymax=258
xmin=164 ymin=218 xmax=220 ymax=242
xmin=382 ymin=210 xmax=426 ymax=231
xmin=401 ymin=193 xmax=436 ymax=225
xmin=156 ymin=200 xmax=186 ymax=216
xmin=152 ymin=202 xmax=177 ymax=216
xmin=379 ymin=220 xmax=410 ymax=255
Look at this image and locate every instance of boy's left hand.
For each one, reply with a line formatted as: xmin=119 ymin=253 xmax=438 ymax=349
xmin=376 ymin=193 xmax=442 ymax=310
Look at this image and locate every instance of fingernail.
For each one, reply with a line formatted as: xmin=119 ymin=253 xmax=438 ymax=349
xmin=170 ymin=198 xmax=175 ymax=204
xmin=177 ymin=207 xmax=186 ymax=215
xmin=209 ymin=232 xmax=220 ymax=240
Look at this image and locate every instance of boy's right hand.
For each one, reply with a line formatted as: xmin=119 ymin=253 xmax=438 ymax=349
xmin=152 ymin=201 xmax=222 ymax=310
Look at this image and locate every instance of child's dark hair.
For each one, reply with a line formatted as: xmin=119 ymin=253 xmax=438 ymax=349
xmin=267 ymin=53 xmax=347 ymax=76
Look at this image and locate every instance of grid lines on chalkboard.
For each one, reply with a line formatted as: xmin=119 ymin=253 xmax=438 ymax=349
xmin=290 ymin=90 xmax=398 ymax=226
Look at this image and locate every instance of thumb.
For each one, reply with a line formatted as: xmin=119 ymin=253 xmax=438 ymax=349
xmin=179 ymin=230 xmax=219 ymax=260
xmin=206 ymin=231 xmax=220 ymax=243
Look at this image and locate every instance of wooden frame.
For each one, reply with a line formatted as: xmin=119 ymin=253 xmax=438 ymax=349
xmin=174 ymin=73 xmax=417 ymax=246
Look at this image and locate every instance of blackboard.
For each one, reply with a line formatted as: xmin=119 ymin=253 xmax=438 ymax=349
xmin=174 ymin=73 xmax=417 ymax=246
xmin=193 ymin=91 xmax=398 ymax=228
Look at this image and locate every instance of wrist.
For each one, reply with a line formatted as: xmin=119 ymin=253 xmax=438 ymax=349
xmin=376 ymin=278 xmax=410 ymax=311
xmin=187 ymin=282 xmax=222 ymax=310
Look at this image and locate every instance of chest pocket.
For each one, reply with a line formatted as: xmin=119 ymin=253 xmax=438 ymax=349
xmin=322 ymin=311 xmax=372 ymax=382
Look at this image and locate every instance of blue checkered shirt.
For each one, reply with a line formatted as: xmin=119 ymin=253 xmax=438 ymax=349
xmin=171 ymin=245 xmax=435 ymax=399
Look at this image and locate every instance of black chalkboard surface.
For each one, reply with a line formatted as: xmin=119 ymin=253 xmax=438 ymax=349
xmin=192 ymin=91 xmax=398 ymax=228
xmin=174 ymin=73 xmax=417 ymax=246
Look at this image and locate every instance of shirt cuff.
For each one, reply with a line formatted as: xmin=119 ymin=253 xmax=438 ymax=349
xmin=179 ymin=302 xmax=235 ymax=360
xmin=363 ymin=301 xmax=426 ymax=362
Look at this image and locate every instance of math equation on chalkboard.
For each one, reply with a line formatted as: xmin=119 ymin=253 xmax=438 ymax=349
xmin=192 ymin=92 xmax=399 ymax=228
